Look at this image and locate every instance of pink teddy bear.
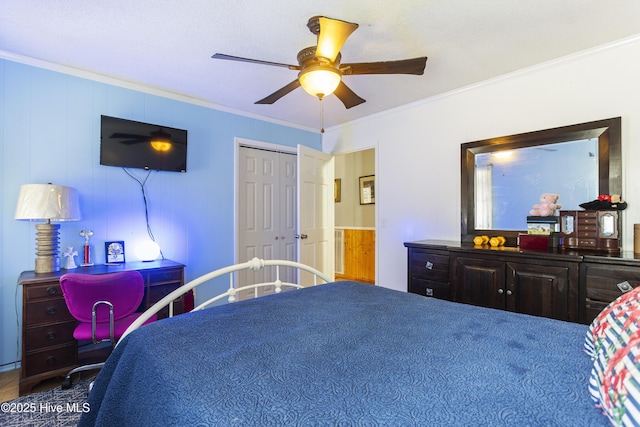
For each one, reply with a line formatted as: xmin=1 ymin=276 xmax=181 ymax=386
xmin=530 ymin=193 xmax=562 ymax=217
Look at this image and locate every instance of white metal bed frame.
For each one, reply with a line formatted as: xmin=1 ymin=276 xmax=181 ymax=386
xmin=118 ymin=257 xmax=331 ymax=345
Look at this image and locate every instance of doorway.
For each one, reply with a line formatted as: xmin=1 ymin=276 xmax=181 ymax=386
xmin=334 ymin=148 xmax=376 ymax=284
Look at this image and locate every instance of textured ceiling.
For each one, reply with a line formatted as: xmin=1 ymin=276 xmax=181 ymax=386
xmin=2 ymin=1 xmax=640 ymax=131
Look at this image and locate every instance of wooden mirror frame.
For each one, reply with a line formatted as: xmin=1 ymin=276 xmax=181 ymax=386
xmin=461 ymin=117 xmax=622 ymax=245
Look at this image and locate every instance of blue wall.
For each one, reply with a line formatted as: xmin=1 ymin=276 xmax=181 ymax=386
xmin=0 ymin=59 xmax=322 ymax=370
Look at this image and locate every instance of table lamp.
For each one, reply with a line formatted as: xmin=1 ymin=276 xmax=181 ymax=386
xmin=15 ymin=183 xmax=82 ymax=273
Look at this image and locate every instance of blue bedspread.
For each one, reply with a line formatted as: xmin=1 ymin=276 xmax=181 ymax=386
xmin=80 ymin=281 xmax=607 ymax=426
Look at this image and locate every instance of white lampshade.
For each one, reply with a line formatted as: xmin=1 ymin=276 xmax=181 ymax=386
xmin=298 ymin=66 xmax=341 ymax=99
xmin=15 ymin=184 xmax=81 ymax=221
xmin=136 ymin=240 xmax=161 ymax=262
xmin=15 ymin=183 xmax=81 ymax=273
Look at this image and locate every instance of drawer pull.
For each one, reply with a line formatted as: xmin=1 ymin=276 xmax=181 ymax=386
xmin=46 ymin=307 xmax=57 ymax=315
xmin=46 ymin=287 xmax=57 ymax=295
xmin=498 ymin=289 xmax=504 ymax=294
xmin=425 ymin=261 xmax=434 ymax=270
xmin=46 ymin=356 xmax=56 ymax=365
xmin=46 ymin=332 xmax=56 ymax=340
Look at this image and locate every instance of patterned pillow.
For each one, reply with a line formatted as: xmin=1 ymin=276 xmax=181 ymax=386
xmin=590 ymin=330 xmax=640 ymax=426
xmin=585 ymin=286 xmax=640 ymax=359
xmin=586 ymin=286 xmax=640 ymax=425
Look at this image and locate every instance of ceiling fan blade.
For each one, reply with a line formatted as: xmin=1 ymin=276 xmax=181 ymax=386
xmin=212 ymin=53 xmax=299 ymax=70
xmin=110 ymin=132 xmax=148 ymax=139
xmin=315 ymin=16 xmax=358 ymax=63
xmin=255 ymin=80 xmax=302 ymax=105
xmin=333 ymin=81 xmax=366 ymax=109
xmin=341 ymin=57 xmax=428 ymax=75
xmin=119 ymin=139 xmax=148 ymax=145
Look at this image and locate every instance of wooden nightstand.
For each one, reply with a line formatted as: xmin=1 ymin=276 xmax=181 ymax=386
xmin=18 ymin=259 xmax=189 ymax=395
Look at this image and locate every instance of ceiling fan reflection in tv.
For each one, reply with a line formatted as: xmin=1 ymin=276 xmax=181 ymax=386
xmin=100 ymin=115 xmax=188 ymax=173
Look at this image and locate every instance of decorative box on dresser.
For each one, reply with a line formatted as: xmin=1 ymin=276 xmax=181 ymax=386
xmin=18 ymin=259 xmax=189 ymax=396
xmin=405 ymin=240 xmax=640 ymax=325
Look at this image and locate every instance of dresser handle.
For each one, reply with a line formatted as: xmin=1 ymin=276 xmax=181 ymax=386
xmin=46 ymin=332 xmax=56 ymax=340
xmin=46 ymin=286 xmax=57 ymax=295
xmin=425 ymin=261 xmax=434 ymax=270
xmin=498 ymin=289 xmax=504 ymax=294
xmin=46 ymin=307 xmax=57 ymax=315
xmin=45 ymin=356 xmax=56 ymax=365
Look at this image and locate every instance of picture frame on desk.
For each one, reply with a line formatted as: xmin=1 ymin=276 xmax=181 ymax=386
xmin=105 ymin=241 xmax=125 ymax=263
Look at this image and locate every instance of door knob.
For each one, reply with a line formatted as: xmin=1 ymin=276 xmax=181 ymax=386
xmin=295 ymin=234 xmax=308 ymax=239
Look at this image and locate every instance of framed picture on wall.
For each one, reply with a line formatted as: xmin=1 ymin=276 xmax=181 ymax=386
xmin=359 ymin=175 xmax=375 ymax=205
xmin=335 ymin=178 xmax=342 ymax=203
xmin=105 ymin=241 xmax=125 ymax=264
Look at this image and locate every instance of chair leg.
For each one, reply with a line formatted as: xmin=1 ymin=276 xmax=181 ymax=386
xmin=61 ymin=362 xmax=105 ymax=390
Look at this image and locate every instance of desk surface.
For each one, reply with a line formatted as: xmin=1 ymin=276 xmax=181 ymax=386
xmin=19 ymin=259 xmax=185 ymax=285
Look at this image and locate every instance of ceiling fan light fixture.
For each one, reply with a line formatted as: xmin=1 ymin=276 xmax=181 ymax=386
xmin=150 ymin=130 xmax=172 ymax=152
xmin=298 ymin=66 xmax=341 ymax=99
xmin=150 ymin=140 xmax=172 ymax=152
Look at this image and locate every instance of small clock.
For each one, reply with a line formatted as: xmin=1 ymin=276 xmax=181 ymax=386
xmin=105 ymin=241 xmax=125 ymax=263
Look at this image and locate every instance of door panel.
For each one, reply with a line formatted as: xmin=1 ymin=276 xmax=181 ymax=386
xmin=507 ymin=263 xmax=570 ymax=321
xmin=297 ymin=144 xmax=334 ymax=285
xmin=238 ymin=146 xmax=297 ymax=297
xmin=454 ymin=256 xmax=505 ymax=309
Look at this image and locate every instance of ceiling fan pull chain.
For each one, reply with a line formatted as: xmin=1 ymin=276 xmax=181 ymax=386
xmin=320 ymin=98 xmax=325 ymax=134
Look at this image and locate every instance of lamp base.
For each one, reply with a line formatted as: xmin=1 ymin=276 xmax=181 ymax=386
xmin=34 ymin=223 xmax=60 ymax=274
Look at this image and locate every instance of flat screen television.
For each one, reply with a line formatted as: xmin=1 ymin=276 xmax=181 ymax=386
xmin=100 ymin=115 xmax=188 ymax=173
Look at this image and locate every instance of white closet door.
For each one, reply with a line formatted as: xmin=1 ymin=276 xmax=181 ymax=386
xmin=238 ymin=146 xmax=297 ymax=297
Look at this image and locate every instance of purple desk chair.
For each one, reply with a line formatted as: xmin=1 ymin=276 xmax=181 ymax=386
xmin=59 ymin=270 xmax=157 ymax=389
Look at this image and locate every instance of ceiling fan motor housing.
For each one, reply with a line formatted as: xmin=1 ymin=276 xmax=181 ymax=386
xmin=297 ymin=47 xmax=341 ymax=68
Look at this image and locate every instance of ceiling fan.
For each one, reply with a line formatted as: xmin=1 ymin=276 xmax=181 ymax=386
xmin=110 ymin=130 xmax=184 ymax=152
xmin=211 ymin=16 xmax=428 ymax=109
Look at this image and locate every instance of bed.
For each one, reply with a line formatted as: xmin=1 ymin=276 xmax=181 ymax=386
xmin=78 ymin=258 xmax=628 ymax=426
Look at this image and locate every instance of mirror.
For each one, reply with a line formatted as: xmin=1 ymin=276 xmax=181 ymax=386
xmin=461 ymin=117 xmax=621 ymax=245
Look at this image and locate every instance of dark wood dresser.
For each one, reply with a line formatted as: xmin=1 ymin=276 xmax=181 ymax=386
xmin=18 ymin=259 xmax=189 ymax=395
xmin=405 ymin=240 xmax=640 ymax=325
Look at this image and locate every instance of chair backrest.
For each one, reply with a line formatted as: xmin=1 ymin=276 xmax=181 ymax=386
xmin=60 ymin=271 xmax=145 ymax=323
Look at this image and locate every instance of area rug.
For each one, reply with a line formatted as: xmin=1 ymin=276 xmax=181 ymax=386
xmin=0 ymin=378 xmax=92 ymax=427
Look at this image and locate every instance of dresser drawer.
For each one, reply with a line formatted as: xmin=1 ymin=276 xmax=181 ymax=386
xmin=24 ymin=282 xmax=63 ymax=301
xmin=578 ymin=239 xmax=597 ymax=248
xmin=24 ymin=345 xmax=76 ymax=377
xmin=409 ymin=277 xmax=450 ymax=299
xmin=148 ymin=283 xmax=183 ymax=319
xmin=148 ymin=268 xmax=183 ymax=284
xmin=409 ymin=249 xmax=450 ymax=282
xmin=24 ymin=321 xmax=76 ymax=352
xmin=578 ymin=211 xmax=597 ymax=219
xmin=584 ymin=264 xmax=640 ymax=304
xmin=25 ymin=298 xmax=73 ymax=326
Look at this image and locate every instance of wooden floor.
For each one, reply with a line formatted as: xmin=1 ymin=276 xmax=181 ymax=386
xmin=0 ymin=368 xmax=70 ymax=403
xmin=0 ymin=369 xmax=19 ymax=403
